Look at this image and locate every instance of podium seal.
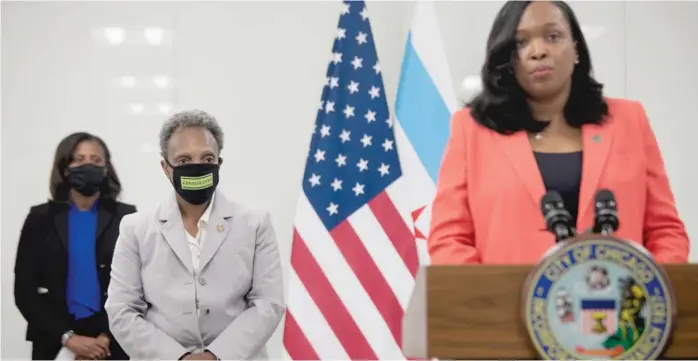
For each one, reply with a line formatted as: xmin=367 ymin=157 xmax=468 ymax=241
xmin=523 ymin=236 xmax=674 ymax=360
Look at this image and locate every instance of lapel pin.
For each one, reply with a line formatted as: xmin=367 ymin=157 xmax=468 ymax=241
xmin=592 ymin=135 xmax=602 ymax=143
xmin=216 ymin=224 xmax=224 ymax=232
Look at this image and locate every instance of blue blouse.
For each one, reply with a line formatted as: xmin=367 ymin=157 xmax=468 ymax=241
xmin=66 ymin=202 xmax=101 ymax=320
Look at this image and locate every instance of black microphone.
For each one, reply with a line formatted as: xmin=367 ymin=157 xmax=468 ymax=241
xmin=540 ymin=191 xmax=577 ymax=243
xmin=593 ymin=189 xmax=619 ymax=235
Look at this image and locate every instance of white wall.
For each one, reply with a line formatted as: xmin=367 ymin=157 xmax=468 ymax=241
xmin=2 ymin=1 xmax=697 ymax=358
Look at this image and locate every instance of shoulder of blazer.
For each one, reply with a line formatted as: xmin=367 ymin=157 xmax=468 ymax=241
xmin=604 ymin=97 xmax=646 ymax=121
xmin=93 ymin=198 xmax=136 ymax=215
xmin=117 ymin=204 xmax=157 ymax=240
xmin=29 ymin=199 xmax=136 ymax=218
xmin=215 ymin=191 xmax=270 ymax=230
xmin=450 ymin=106 xmax=498 ymax=150
xmin=28 ymin=200 xmax=67 ymax=218
xmin=602 ymin=97 xmax=652 ymax=137
xmin=27 ymin=201 xmax=52 ymax=216
xmin=231 ymin=200 xmax=268 ymax=225
xmin=452 ymin=106 xmax=500 ymax=135
xmin=19 ymin=201 xmax=67 ymax=233
xmin=452 ymin=107 xmax=476 ymax=128
xmin=604 ymin=96 xmax=642 ymax=109
xmin=112 ymin=201 xmax=137 ymax=216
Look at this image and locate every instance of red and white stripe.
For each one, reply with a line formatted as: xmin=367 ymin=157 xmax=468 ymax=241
xmin=283 ymin=179 xmax=420 ymax=360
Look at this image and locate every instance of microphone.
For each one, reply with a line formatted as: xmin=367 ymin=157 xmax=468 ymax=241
xmin=593 ymin=189 xmax=619 ymax=235
xmin=540 ymin=191 xmax=577 ymax=243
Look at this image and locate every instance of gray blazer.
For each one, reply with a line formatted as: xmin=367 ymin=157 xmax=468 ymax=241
xmin=105 ymin=190 xmax=285 ymax=360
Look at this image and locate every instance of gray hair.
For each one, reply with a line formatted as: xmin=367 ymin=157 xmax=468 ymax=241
xmin=159 ymin=109 xmax=225 ymax=158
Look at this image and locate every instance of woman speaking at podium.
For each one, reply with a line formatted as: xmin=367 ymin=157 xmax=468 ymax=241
xmin=428 ymin=1 xmax=689 ymax=265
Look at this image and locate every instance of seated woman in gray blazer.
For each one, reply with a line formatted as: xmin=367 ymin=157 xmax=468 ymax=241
xmin=105 ymin=110 xmax=285 ymax=360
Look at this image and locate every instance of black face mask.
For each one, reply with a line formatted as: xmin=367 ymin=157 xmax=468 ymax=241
xmin=169 ymin=162 xmax=220 ymax=205
xmin=66 ymin=164 xmax=106 ymax=197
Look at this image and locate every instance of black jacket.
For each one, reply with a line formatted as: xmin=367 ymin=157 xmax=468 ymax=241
xmin=13 ymin=199 xmax=136 ymax=360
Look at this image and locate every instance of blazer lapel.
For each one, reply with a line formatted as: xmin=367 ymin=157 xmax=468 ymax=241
xmin=54 ymin=202 xmax=112 ymax=253
xmin=54 ymin=206 xmax=69 ymax=251
xmin=95 ymin=205 xmax=112 ymax=248
xmin=159 ymin=194 xmax=194 ymax=274
xmin=198 ymin=191 xmax=233 ymax=272
xmin=497 ymin=131 xmax=547 ymax=208
xmin=578 ymin=122 xmax=614 ymax=223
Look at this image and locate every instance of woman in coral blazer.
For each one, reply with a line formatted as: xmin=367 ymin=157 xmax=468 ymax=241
xmin=428 ymin=1 xmax=689 ymax=265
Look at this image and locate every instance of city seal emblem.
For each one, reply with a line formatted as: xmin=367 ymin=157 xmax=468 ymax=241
xmin=523 ymin=235 xmax=675 ymax=360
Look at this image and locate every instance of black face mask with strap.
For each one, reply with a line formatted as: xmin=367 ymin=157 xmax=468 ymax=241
xmin=66 ymin=164 xmax=106 ymax=196
xmin=167 ymin=160 xmax=221 ymax=205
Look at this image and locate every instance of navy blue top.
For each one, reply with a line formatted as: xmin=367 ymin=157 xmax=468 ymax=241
xmin=534 ymin=151 xmax=583 ymax=224
xmin=66 ymin=202 xmax=101 ymax=320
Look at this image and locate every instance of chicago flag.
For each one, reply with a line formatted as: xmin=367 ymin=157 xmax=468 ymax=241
xmin=281 ymin=1 xmax=456 ymax=359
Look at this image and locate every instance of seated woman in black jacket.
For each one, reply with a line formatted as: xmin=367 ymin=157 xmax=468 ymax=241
xmin=14 ymin=132 xmax=136 ymax=360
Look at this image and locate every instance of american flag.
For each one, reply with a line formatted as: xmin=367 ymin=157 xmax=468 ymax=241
xmin=282 ymin=1 xmax=420 ymax=359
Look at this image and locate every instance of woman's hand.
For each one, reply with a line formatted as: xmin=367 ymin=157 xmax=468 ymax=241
xmin=96 ymin=333 xmax=111 ymax=357
xmin=65 ymin=334 xmax=109 ymax=359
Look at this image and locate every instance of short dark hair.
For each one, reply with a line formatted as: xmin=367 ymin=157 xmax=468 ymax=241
xmin=49 ymin=132 xmax=123 ymax=202
xmin=467 ymin=0 xmax=608 ymax=135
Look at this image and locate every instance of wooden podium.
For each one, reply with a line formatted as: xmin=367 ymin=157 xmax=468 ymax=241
xmin=402 ymin=264 xmax=698 ymax=359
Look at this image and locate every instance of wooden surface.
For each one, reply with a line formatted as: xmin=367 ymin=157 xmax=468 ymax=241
xmin=403 ymin=264 xmax=698 ymax=359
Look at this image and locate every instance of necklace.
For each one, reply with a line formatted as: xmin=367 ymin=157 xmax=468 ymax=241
xmin=534 ymin=133 xmax=543 ymax=140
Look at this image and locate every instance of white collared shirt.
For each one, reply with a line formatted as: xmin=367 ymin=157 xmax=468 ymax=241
xmin=185 ymin=193 xmax=215 ymax=318
xmin=185 ymin=193 xmax=215 ymax=271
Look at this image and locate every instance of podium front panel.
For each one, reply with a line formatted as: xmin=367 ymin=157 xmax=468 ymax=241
xmin=404 ymin=264 xmax=698 ymax=359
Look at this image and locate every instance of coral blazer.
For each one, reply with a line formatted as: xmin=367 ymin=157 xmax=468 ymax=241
xmin=428 ymin=97 xmax=689 ymax=265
